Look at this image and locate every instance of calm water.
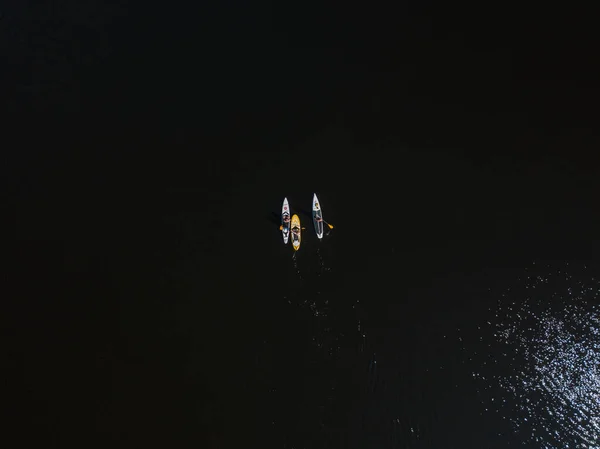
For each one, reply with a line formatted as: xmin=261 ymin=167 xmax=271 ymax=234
xmin=189 ymin=152 xmax=599 ymax=448
xmin=12 ymin=151 xmax=599 ymax=449
xmin=7 ymin=2 xmax=598 ymax=447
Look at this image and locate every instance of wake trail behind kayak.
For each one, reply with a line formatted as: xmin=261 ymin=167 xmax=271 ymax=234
xmin=292 ymin=252 xmax=303 ymax=281
xmin=316 ymin=247 xmax=331 ymax=276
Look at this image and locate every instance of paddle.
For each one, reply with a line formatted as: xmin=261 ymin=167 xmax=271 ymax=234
xmin=314 ymin=215 xmax=334 ymax=230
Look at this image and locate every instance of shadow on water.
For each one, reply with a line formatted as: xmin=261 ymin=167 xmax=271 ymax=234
xmin=268 ymin=211 xmax=279 ymax=225
xmin=273 ymin=206 xmax=312 ymax=222
xmin=297 ymin=206 xmax=313 ymax=220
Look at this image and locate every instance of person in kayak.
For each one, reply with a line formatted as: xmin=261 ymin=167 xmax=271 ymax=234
xmin=315 ymin=216 xmax=323 ymax=223
xmin=283 ymin=215 xmax=290 ymax=223
xmin=292 ymin=226 xmax=300 ymax=235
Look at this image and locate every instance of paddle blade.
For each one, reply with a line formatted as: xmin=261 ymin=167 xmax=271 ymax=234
xmin=327 ymin=223 xmax=334 ymax=229
xmin=279 ymin=225 xmax=283 ymax=230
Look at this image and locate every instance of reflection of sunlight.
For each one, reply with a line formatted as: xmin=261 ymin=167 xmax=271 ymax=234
xmin=474 ymin=263 xmax=600 ymax=449
xmin=277 ymin=239 xmax=378 ymax=449
xmin=316 ymin=247 xmax=331 ymax=276
xmin=291 ymin=252 xmax=303 ymax=281
xmin=358 ymin=320 xmax=366 ymax=353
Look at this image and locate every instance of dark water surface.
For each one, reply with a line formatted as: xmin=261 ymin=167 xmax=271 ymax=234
xmin=6 ymin=2 xmax=600 ymax=448
xmin=198 ymin=152 xmax=600 ymax=449
xmin=10 ymin=148 xmax=600 ymax=449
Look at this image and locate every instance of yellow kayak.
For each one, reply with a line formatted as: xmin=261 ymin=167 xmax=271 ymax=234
xmin=291 ymin=214 xmax=301 ymax=251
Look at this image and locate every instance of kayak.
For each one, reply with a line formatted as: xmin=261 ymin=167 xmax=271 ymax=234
xmin=291 ymin=214 xmax=301 ymax=251
xmin=281 ymin=197 xmax=290 ymax=244
xmin=312 ymin=193 xmax=323 ymax=239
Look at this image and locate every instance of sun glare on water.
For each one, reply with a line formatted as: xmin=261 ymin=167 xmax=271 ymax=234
xmin=474 ymin=263 xmax=600 ymax=448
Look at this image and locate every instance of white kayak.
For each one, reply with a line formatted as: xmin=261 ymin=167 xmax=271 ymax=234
xmin=281 ymin=197 xmax=290 ymax=244
xmin=312 ymin=193 xmax=324 ymax=239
